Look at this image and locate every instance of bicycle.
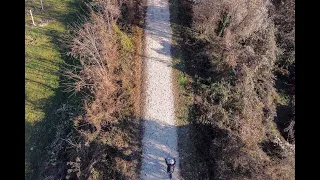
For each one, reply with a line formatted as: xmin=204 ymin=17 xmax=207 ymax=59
xmin=165 ymin=157 xmax=176 ymax=179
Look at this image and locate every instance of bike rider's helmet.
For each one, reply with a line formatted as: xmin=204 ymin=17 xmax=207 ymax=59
xmin=166 ymin=158 xmax=175 ymax=165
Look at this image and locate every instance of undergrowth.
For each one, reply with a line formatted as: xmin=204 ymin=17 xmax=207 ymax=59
xmin=175 ymin=0 xmax=295 ymax=179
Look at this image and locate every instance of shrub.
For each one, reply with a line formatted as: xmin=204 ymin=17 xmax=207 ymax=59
xmin=183 ymin=0 xmax=295 ymax=178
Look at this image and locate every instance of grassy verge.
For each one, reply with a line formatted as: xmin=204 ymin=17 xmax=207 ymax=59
xmin=108 ymin=2 xmax=147 ymax=177
xmin=169 ymin=0 xmax=212 ymax=179
xmin=25 ymin=0 xmax=84 ymax=179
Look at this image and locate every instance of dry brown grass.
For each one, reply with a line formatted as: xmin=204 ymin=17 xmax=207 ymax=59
xmin=132 ymin=26 xmax=145 ymax=117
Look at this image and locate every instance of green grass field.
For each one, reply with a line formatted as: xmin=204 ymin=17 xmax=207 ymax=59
xmin=25 ymin=0 xmax=83 ymax=179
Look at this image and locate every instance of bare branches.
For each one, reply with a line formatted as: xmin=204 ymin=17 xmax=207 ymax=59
xmin=41 ymin=0 xmax=143 ymax=179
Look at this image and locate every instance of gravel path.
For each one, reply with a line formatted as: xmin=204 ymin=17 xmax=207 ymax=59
xmin=140 ymin=0 xmax=180 ymax=179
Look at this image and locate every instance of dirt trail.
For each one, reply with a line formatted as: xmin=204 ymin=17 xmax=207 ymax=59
xmin=140 ymin=0 xmax=180 ymax=178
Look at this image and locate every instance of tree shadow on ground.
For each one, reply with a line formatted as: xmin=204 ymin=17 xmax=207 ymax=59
xmin=140 ymin=118 xmax=216 ymax=180
xmin=138 ymin=1 xmax=216 ymax=179
xmin=274 ymin=104 xmax=295 ymax=143
xmin=176 ymin=104 xmax=216 ymax=180
xmin=25 ymin=0 xmax=88 ymax=179
xmin=142 ymin=116 xmax=218 ymax=180
xmin=167 ymin=0 xmax=216 ymax=178
xmin=141 ymin=2 xmax=214 ymax=81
